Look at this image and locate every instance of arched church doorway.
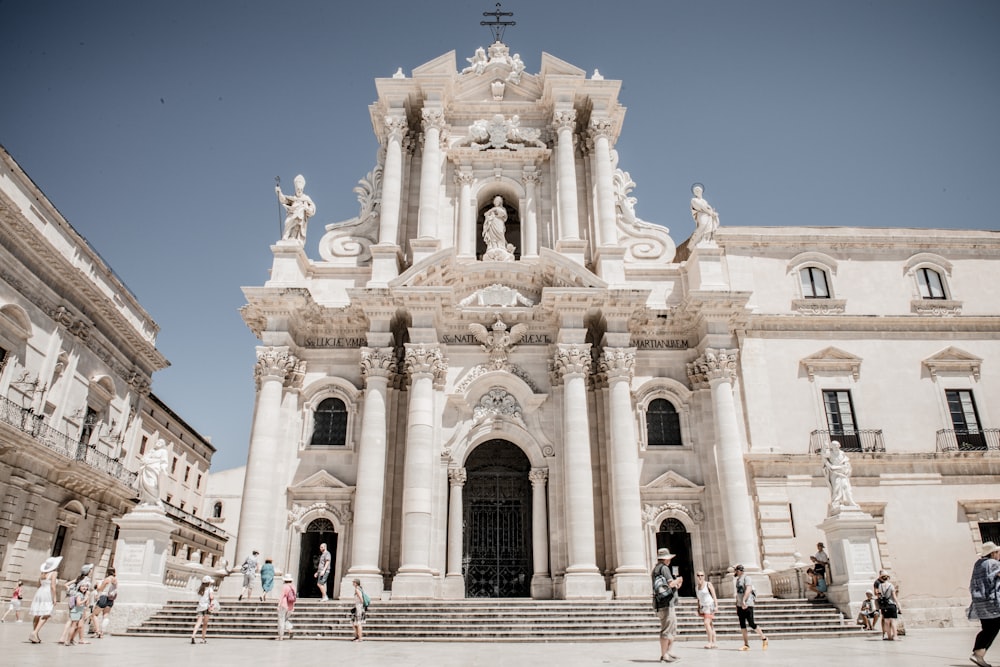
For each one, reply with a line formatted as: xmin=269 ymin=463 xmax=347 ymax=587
xmin=463 ymin=439 xmax=532 ymax=597
xmin=656 ymin=518 xmax=694 ymax=597
xmin=297 ymin=518 xmax=337 ymax=598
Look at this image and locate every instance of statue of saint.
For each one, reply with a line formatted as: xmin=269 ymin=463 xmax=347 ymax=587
xmin=462 ymin=47 xmax=488 ymax=75
xmin=689 ymin=184 xmax=720 ymax=246
xmin=138 ymin=438 xmax=169 ymax=507
xmin=276 ymin=174 xmax=316 ymax=243
xmin=823 ymin=440 xmax=859 ymax=511
xmin=482 ymin=196 xmax=514 ymax=261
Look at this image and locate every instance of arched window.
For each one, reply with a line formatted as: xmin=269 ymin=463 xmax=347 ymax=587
xmin=310 ymin=397 xmax=348 ymax=446
xmin=647 ymin=398 xmax=682 ymax=446
xmin=799 ymin=267 xmax=830 ymax=299
xmin=212 ymin=501 xmax=223 ymax=519
xmin=916 ymin=267 xmax=946 ymax=299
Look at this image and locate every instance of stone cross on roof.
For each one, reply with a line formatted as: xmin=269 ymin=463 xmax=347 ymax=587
xmin=481 ymin=2 xmax=515 ymax=43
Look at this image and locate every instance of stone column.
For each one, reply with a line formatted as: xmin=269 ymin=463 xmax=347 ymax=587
xmin=529 ymin=468 xmax=553 ymax=599
xmin=379 ymin=114 xmax=408 ymax=245
xmin=417 ymin=108 xmax=445 ymax=240
xmin=443 ymin=467 xmax=467 ymax=598
xmin=553 ymin=344 xmax=605 ymax=597
xmin=393 ymin=344 xmax=446 ymax=598
xmin=687 ymin=349 xmax=760 ymax=572
xmin=234 ymin=347 xmax=301 ymax=564
xmin=553 ymin=110 xmax=579 ymax=241
xmin=600 ymin=348 xmax=648 ymax=598
xmin=522 ymin=169 xmax=540 ymax=258
xmin=343 ymin=347 xmax=396 ymax=596
xmin=455 ymin=169 xmax=476 ymax=258
xmin=589 ymin=117 xmax=618 ymax=247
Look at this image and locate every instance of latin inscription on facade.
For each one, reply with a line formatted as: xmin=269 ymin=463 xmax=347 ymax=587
xmin=635 ymin=339 xmax=687 ymax=350
xmin=443 ymin=333 xmax=551 ymax=345
xmin=302 ymin=337 xmax=368 ymax=348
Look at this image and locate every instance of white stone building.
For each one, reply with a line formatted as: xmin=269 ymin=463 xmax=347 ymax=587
xmin=0 ymin=146 xmax=226 ymax=600
xmin=234 ymin=43 xmax=1000 ymax=624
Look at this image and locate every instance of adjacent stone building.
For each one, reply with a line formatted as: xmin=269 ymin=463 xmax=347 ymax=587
xmin=0 ymin=146 xmax=226 ymax=600
xmin=233 ymin=42 xmax=999 ymax=624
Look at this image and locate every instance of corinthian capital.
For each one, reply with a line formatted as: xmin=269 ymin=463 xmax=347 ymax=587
xmin=599 ymin=347 xmax=636 ymax=383
xmin=421 ymin=107 xmax=446 ymax=132
xmin=686 ymin=347 xmax=739 ymax=388
xmin=528 ymin=468 xmax=549 ymax=486
xmin=552 ymin=343 xmax=592 ymax=383
xmin=455 ymin=170 xmax=476 ymax=187
xmin=588 ymin=117 xmax=614 ymax=140
xmin=360 ymin=347 xmax=398 ymax=381
xmin=254 ymin=347 xmax=301 ymax=389
xmin=404 ymin=343 xmax=447 ymax=386
xmin=552 ymin=109 xmax=577 ymax=131
xmin=384 ymin=115 xmax=409 ymax=143
xmin=448 ymin=467 xmax=467 ymax=487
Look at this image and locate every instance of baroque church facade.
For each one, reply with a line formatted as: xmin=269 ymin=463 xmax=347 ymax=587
xmin=233 ymin=42 xmax=1000 ymax=624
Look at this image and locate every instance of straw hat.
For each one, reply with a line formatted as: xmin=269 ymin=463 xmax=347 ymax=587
xmin=980 ymin=541 xmax=1000 ymax=557
xmin=202 ymin=575 xmax=214 ymax=584
xmin=40 ymin=556 xmax=63 ymax=573
xmin=656 ymin=548 xmax=675 ymax=561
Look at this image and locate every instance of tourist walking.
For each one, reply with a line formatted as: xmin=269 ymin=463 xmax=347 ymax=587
xmin=58 ymin=563 xmax=93 ymax=645
xmin=350 ymin=578 xmax=369 ymax=642
xmin=2 ymin=580 xmax=23 ymax=622
xmin=238 ymin=550 xmax=259 ymax=602
xmin=277 ymin=573 xmax=296 ymax=640
xmin=92 ymin=566 xmax=118 ymax=638
xmin=191 ymin=575 xmax=216 ymax=644
xmin=876 ymin=570 xmax=901 ymax=640
xmin=315 ymin=543 xmax=331 ymax=601
xmin=260 ymin=558 xmax=275 ymax=602
xmin=968 ymin=541 xmax=1000 ymax=667
xmin=652 ymin=547 xmax=683 ymax=663
xmin=733 ymin=564 xmax=768 ymax=651
xmin=29 ymin=555 xmax=61 ymax=643
xmin=695 ymin=570 xmax=718 ymax=648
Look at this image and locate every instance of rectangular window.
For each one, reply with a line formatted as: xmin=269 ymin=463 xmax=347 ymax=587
xmin=946 ymin=389 xmax=986 ymax=450
xmin=823 ymin=389 xmax=860 ymax=450
xmin=52 ymin=525 xmax=67 ymax=557
xmin=981 ymin=522 xmax=1000 ymax=546
xmin=197 ymin=474 xmax=202 ymax=489
xmin=79 ymin=407 xmax=98 ymax=445
xmin=184 ymin=466 xmax=191 ymax=483
xmin=917 ymin=268 xmax=946 ymax=299
xmin=800 ymin=267 xmax=830 ymax=298
xmin=171 ymin=457 xmax=178 ymax=474
xmin=139 ymin=436 xmax=148 ymax=455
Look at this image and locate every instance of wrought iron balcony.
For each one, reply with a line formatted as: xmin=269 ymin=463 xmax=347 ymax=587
xmin=936 ymin=428 xmax=1000 ymax=452
xmin=809 ymin=429 xmax=885 ymax=454
xmin=0 ymin=394 xmax=138 ymax=487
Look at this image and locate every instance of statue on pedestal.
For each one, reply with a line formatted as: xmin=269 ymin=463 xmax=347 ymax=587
xmin=276 ymin=174 xmax=316 ymax=243
xmin=138 ymin=438 xmax=169 ymax=507
xmin=482 ymin=196 xmax=515 ymax=261
xmin=822 ymin=440 xmax=859 ymax=511
xmin=690 ymin=184 xmax=720 ymax=246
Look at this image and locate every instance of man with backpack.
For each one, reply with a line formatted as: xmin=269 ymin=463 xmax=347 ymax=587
xmin=733 ymin=564 xmax=769 ymax=651
xmin=652 ymin=547 xmax=683 ymax=663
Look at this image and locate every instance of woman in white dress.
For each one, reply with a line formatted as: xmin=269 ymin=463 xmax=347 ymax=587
xmin=29 ymin=556 xmax=61 ymax=643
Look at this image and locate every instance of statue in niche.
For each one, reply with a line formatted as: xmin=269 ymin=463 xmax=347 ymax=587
xmin=482 ymin=196 xmax=516 ymax=261
xmin=138 ymin=438 xmax=169 ymax=507
xmin=689 ymin=183 xmax=720 ymax=246
xmin=462 ymin=47 xmax=488 ymax=75
xmin=822 ymin=440 xmax=859 ymax=511
xmin=276 ymin=174 xmax=316 ymax=243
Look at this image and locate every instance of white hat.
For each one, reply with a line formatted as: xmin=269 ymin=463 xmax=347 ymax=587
xmin=980 ymin=541 xmax=1000 ymax=557
xmin=40 ymin=556 xmax=63 ymax=573
xmin=80 ymin=563 xmax=94 ymax=575
xmin=283 ymin=573 xmax=293 ymax=583
xmin=656 ymin=548 xmax=675 ymax=561
xmin=202 ymin=575 xmax=214 ymax=584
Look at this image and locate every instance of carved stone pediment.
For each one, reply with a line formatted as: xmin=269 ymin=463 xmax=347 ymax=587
xmin=645 ymin=470 xmax=702 ymax=490
xmin=800 ymin=346 xmax=862 ymax=381
xmin=922 ymin=346 xmax=982 ymax=380
xmin=289 ymin=469 xmax=350 ymax=491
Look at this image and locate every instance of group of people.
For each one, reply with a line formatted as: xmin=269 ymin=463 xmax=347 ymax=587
xmin=19 ymin=557 xmax=118 ymax=645
xmin=652 ymin=548 xmax=768 ymax=663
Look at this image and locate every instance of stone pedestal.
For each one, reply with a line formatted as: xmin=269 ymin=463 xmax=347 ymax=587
xmin=409 ymin=237 xmax=441 ymax=264
xmin=108 ymin=505 xmax=178 ymax=632
xmin=368 ymin=244 xmax=402 ymax=287
xmin=819 ymin=508 xmax=882 ymax=618
xmin=686 ymin=244 xmax=729 ymax=290
xmin=268 ymin=240 xmax=309 ymax=284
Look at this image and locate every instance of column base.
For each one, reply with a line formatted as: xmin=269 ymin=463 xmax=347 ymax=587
xmin=530 ymin=574 xmax=553 ymax=599
xmin=555 ymin=238 xmax=588 ymax=266
xmin=390 ymin=571 xmax=438 ymax=598
xmin=611 ymin=570 xmax=650 ymax=599
xmin=441 ymin=574 xmax=466 ymax=599
xmin=339 ymin=572 xmax=384 ymax=601
xmin=368 ymin=244 xmax=402 ymax=287
xmin=409 ymin=238 xmax=441 ymax=264
xmin=562 ymin=570 xmax=607 ymax=598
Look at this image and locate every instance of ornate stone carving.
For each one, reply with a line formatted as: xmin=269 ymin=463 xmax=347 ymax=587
xmin=612 ymin=166 xmax=676 ymax=263
xmin=464 ymin=114 xmax=545 ymax=151
xmin=643 ymin=502 xmax=704 ymax=525
xmin=552 ymin=110 xmax=577 ymax=131
xmin=421 ymin=107 xmax=446 ymax=132
xmin=528 ymin=468 xmax=548 ymax=486
xmin=459 ymin=284 xmax=534 ymax=308
xmin=588 ymin=117 xmax=615 ymax=140
xmin=455 ymin=170 xmax=476 ymax=187
xmin=448 ymin=467 xmax=467 ymax=486
xmin=791 ymin=299 xmax=847 ymax=315
xmin=552 ymin=344 xmax=592 ymax=383
xmin=473 ymin=387 xmax=524 ymax=426
xmin=599 ymin=347 xmax=636 ymax=383
xmin=404 ymin=344 xmax=447 ymax=387
xmin=383 ymin=115 xmax=409 ymax=143
xmin=455 ymin=362 xmax=539 ymax=394
xmin=686 ymin=348 xmax=738 ymax=389
xmin=469 ymin=315 xmax=527 ymax=370
xmin=254 ymin=347 xmax=301 ymax=390
xmin=360 ymin=347 xmax=397 ymax=380
xmin=911 ymin=299 xmax=963 ymax=317
xmin=287 ymin=502 xmax=353 ymax=528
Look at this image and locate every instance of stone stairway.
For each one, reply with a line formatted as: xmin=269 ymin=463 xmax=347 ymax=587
xmin=123 ymin=597 xmax=862 ymax=642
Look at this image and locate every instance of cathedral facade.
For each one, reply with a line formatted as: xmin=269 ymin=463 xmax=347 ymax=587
xmin=233 ymin=43 xmax=1000 ymax=624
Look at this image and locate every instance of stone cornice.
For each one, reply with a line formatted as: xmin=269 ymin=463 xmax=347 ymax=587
xmin=717 ymin=227 xmax=1000 ymax=254
xmin=746 ymin=451 xmax=1000 ymax=479
xmin=740 ymin=313 xmax=1000 ymax=336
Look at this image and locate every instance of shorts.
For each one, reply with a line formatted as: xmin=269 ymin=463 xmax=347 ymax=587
xmin=817 ymin=578 xmax=828 ymax=593
xmin=69 ymin=608 xmax=84 ymax=622
xmin=317 ymin=572 xmax=329 ymax=585
xmin=242 ymin=573 xmax=254 ymax=589
xmin=96 ymin=595 xmax=115 ymax=609
xmin=657 ymin=605 xmax=677 ymax=639
xmin=700 ymin=612 xmax=715 ymax=620
xmin=736 ymin=605 xmax=757 ymax=629
xmin=8 ymin=599 xmax=21 ymax=611
xmin=881 ymin=604 xmax=898 ymax=619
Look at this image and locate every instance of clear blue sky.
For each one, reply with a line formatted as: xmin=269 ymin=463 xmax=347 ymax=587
xmin=2 ymin=1 xmax=998 ymax=471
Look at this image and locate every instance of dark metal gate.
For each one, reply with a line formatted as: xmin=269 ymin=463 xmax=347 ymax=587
xmin=463 ymin=440 xmax=532 ymax=598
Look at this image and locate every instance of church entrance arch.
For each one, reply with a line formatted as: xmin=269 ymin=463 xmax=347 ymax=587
xmin=297 ymin=518 xmax=337 ymax=598
xmin=656 ymin=518 xmax=694 ymax=597
xmin=463 ymin=439 xmax=532 ymax=597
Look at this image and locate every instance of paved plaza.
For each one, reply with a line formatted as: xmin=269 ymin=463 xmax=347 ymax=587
xmin=0 ymin=622 xmax=987 ymax=667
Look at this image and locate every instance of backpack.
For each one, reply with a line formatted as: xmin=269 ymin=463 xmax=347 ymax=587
xmin=285 ymin=586 xmax=297 ymax=605
xmin=878 ymin=582 xmax=895 ymax=610
xmin=361 ymin=590 xmax=371 ymax=609
xmin=652 ymin=564 xmax=675 ymax=606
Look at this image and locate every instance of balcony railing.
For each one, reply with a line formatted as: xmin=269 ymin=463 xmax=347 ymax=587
xmin=809 ymin=429 xmax=885 ymax=454
xmin=936 ymin=428 xmax=1000 ymax=452
xmin=0 ymin=394 xmax=137 ymax=487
